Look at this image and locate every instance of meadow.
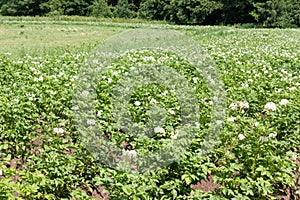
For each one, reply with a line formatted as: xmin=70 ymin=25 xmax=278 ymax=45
xmin=0 ymin=18 xmax=299 ymax=199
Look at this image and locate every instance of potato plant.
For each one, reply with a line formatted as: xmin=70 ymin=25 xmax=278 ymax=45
xmin=0 ymin=24 xmax=299 ymax=199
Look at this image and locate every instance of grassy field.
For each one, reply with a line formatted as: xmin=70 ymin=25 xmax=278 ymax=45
xmin=0 ymin=15 xmax=167 ymax=56
xmin=0 ymin=21 xmax=125 ymax=56
xmin=0 ymin=18 xmax=300 ymax=199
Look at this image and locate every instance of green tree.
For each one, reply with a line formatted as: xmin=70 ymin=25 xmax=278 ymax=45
xmin=42 ymin=0 xmax=64 ymax=16
xmin=139 ymin=0 xmax=223 ymax=24
xmin=220 ymin=0 xmax=255 ymax=24
xmin=89 ymin=0 xmax=112 ymax=17
xmin=113 ymin=0 xmax=137 ymax=18
xmin=251 ymin=0 xmax=300 ymax=27
xmin=42 ymin=0 xmax=93 ymax=16
xmin=139 ymin=0 xmax=171 ymax=21
xmin=0 ymin=0 xmax=49 ymax=16
xmin=169 ymin=0 xmax=223 ymax=24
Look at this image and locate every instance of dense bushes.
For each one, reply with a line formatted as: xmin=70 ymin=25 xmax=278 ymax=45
xmin=89 ymin=0 xmax=112 ymax=18
xmin=0 ymin=0 xmax=49 ymax=16
xmin=113 ymin=0 xmax=137 ymax=18
xmin=139 ymin=0 xmax=223 ymax=25
xmin=139 ymin=0 xmax=171 ymax=21
xmin=251 ymin=0 xmax=300 ymax=28
xmin=168 ymin=0 xmax=223 ymax=25
xmin=0 ymin=0 xmax=299 ymax=30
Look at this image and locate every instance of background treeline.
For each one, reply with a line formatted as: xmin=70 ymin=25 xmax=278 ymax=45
xmin=0 ymin=0 xmax=299 ymax=27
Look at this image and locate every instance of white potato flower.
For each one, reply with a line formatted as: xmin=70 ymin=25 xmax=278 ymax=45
xmin=279 ymin=99 xmax=289 ymax=106
xmin=134 ymin=101 xmax=141 ymax=106
xmin=170 ymin=134 xmax=178 ymax=140
xmin=150 ymin=98 xmax=157 ymax=104
xmin=289 ymin=87 xmax=296 ymax=92
xmin=122 ymin=149 xmax=137 ymax=160
xmin=162 ymin=90 xmax=168 ymax=96
xmin=238 ymin=134 xmax=245 ymax=140
xmin=82 ymin=90 xmax=89 ymax=97
xmin=168 ymin=109 xmax=175 ymax=115
xmin=192 ymin=77 xmax=198 ymax=84
xmin=243 ymin=102 xmax=249 ymax=109
xmin=227 ymin=116 xmax=236 ymax=122
xmin=154 ymin=126 xmax=165 ymax=134
xmin=268 ymin=132 xmax=277 ymax=138
xmin=253 ymin=122 xmax=259 ymax=127
xmin=54 ymin=128 xmax=64 ymax=134
xmin=264 ymin=102 xmax=276 ymax=111
xmin=229 ymin=103 xmax=237 ymax=110
xmin=87 ymin=119 xmax=96 ymax=126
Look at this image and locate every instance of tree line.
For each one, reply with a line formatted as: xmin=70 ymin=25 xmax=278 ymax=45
xmin=0 ymin=0 xmax=299 ymax=27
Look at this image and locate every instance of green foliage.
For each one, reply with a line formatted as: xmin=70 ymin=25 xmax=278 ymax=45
xmin=44 ymin=0 xmax=93 ymax=16
xmin=251 ymin=0 xmax=300 ymax=28
xmin=139 ymin=0 xmax=223 ymax=25
xmin=0 ymin=0 xmax=300 ymax=27
xmin=168 ymin=0 xmax=223 ymax=24
xmin=139 ymin=0 xmax=171 ymax=21
xmin=0 ymin=22 xmax=300 ymax=199
xmin=0 ymin=0 xmax=49 ymax=16
xmin=219 ymin=0 xmax=255 ymax=24
xmin=89 ymin=0 xmax=112 ymax=18
xmin=42 ymin=0 xmax=64 ymax=16
xmin=113 ymin=0 xmax=137 ymax=18
xmin=191 ymin=27 xmax=300 ymax=199
xmin=0 ymin=0 xmax=93 ymax=16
